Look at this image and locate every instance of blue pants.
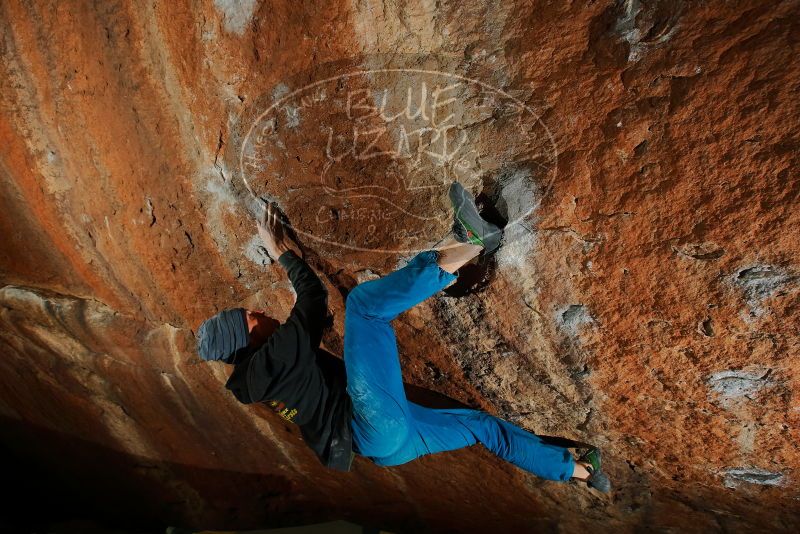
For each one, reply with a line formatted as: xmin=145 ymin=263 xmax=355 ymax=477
xmin=344 ymin=251 xmax=575 ymax=481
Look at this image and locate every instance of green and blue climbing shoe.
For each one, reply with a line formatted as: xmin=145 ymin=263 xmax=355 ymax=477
xmin=448 ymin=182 xmax=502 ymax=254
xmin=578 ymin=447 xmax=612 ymax=493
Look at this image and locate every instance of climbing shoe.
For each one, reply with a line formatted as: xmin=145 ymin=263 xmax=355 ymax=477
xmin=578 ymin=447 xmax=612 ymax=493
xmin=448 ymin=182 xmax=502 ymax=254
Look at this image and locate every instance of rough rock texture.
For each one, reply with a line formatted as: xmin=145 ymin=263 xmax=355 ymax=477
xmin=1 ymin=0 xmax=799 ymax=532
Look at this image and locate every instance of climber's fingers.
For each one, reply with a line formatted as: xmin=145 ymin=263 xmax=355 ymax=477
xmin=268 ymin=202 xmax=277 ymax=230
xmin=268 ymin=202 xmax=285 ymax=241
xmin=255 ymin=199 xmax=288 ymax=247
xmin=257 ymin=198 xmax=269 ymax=229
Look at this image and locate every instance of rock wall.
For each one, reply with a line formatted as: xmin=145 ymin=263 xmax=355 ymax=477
xmin=1 ymin=0 xmax=798 ymax=532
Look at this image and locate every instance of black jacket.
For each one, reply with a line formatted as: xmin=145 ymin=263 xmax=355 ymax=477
xmin=225 ymin=250 xmax=354 ymax=471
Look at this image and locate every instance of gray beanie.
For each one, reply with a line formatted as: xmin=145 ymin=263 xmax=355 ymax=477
xmin=197 ymin=308 xmax=249 ymax=362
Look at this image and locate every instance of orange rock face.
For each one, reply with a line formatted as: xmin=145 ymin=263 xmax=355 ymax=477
xmin=1 ymin=1 xmax=798 ymax=532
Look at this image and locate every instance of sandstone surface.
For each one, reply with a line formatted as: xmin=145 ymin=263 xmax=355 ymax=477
xmin=1 ymin=1 xmax=798 ymax=532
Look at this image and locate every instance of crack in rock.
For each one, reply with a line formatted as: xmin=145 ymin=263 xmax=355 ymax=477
xmin=673 ymin=242 xmax=725 ymax=260
xmin=697 ymin=316 xmax=714 ymax=337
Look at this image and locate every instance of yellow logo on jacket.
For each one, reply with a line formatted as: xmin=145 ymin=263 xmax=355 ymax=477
xmin=268 ymin=400 xmax=298 ymax=422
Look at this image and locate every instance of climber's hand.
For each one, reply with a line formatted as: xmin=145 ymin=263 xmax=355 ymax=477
xmin=257 ymin=201 xmax=292 ymax=260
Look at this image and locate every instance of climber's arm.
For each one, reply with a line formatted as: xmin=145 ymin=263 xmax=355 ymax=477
xmin=257 ymin=201 xmax=328 ymax=348
xmin=277 ymin=250 xmax=329 ymax=349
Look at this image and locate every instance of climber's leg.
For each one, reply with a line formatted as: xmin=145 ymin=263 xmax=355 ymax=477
xmin=345 ymin=250 xmax=458 ymax=321
xmin=344 ymin=182 xmax=501 ymax=461
xmin=572 ymin=461 xmax=592 ymax=480
xmin=436 ymin=237 xmax=483 ymax=274
xmin=344 ymin=250 xmax=458 ymax=459
xmin=374 ymin=403 xmax=576 ymax=482
xmin=343 ymin=307 xmax=411 ymax=459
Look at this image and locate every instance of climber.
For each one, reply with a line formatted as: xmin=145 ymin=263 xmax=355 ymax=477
xmin=195 ymin=183 xmax=610 ymax=492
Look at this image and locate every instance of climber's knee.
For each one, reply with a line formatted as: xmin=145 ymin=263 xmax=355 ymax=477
xmin=370 ymin=429 xmax=409 ymax=459
xmin=353 ymin=412 xmax=411 ymax=459
xmin=345 ymin=282 xmax=377 ymax=318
